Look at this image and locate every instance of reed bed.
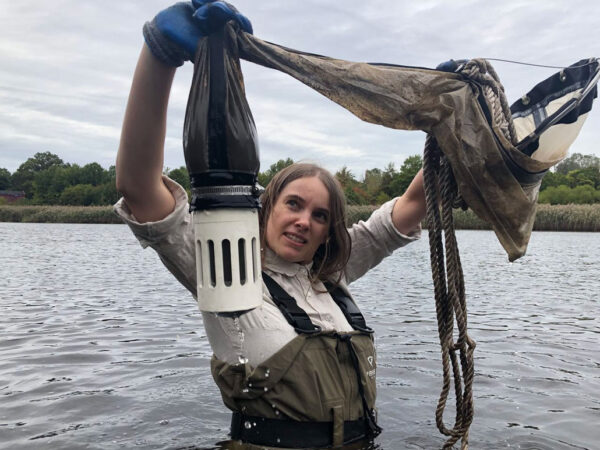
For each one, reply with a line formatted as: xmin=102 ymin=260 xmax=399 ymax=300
xmin=346 ymin=205 xmax=378 ymax=226
xmin=2 ymin=204 xmax=600 ymax=231
xmin=347 ymin=205 xmax=491 ymax=229
xmin=347 ymin=204 xmax=600 ymax=231
xmin=534 ymin=204 xmax=600 ymax=231
xmin=0 ymin=205 xmax=121 ymax=224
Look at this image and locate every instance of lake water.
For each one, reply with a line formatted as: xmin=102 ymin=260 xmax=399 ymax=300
xmin=1 ymin=223 xmax=598 ymax=449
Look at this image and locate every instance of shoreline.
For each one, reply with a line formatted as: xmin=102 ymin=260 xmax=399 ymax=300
xmin=1 ymin=204 xmax=600 ymax=231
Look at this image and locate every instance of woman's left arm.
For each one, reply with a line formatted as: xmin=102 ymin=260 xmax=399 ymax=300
xmin=392 ymin=169 xmax=426 ymax=235
xmin=344 ymin=169 xmax=425 ymax=284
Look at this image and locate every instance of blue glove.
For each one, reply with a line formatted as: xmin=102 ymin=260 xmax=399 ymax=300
xmin=192 ymin=0 xmax=253 ymax=35
xmin=436 ymin=59 xmax=469 ymax=73
xmin=143 ymin=1 xmax=253 ymax=67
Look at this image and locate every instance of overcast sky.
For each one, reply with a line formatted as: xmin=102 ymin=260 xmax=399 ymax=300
xmin=2 ymin=0 xmax=600 ymax=177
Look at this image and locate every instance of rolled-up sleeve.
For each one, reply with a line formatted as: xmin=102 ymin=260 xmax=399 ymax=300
xmin=345 ymin=197 xmax=421 ymax=284
xmin=113 ymin=176 xmax=197 ymax=297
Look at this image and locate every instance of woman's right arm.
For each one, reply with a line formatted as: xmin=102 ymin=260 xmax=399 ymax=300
xmin=115 ymin=45 xmax=177 ymax=223
xmin=115 ymin=1 xmax=253 ymax=223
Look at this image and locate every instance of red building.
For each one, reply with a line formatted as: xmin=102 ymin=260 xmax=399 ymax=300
xmin=0 ymin=190 xmax=26 ymax=203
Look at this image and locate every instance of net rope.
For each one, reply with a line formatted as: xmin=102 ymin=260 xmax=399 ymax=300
xmin=423 ymin=59 xmax=517 ymax=449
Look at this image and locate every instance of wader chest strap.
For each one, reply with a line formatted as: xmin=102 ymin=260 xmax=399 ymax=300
xmin=262 ymin=272 xmax=321 ymax=334
xmin=324 ymin=282 xmax=374 ymax=333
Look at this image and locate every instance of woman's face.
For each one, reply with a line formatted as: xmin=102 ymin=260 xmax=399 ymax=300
xmin=265 ymin=176 xmax=331 ymax=264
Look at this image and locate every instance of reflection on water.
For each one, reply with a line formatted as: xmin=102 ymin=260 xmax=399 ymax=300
xmin=0 ymin=223 xmax=598 ymax=449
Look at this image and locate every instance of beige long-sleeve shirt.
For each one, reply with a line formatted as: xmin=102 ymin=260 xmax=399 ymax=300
xmin=114 ymin=176 xmax=420 ymax=366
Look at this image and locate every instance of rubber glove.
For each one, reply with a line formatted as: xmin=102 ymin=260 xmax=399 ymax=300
xmin=192 ymin=0 xmax=253 ymax=35
xmin=143 ymin=1 xmax=253 ymax=67
xmin=436 ymin=59 xmax=469 ymax=73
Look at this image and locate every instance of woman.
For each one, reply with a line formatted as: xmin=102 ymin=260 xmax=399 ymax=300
xmin=115 ymin=1 xmax=427 ymax=447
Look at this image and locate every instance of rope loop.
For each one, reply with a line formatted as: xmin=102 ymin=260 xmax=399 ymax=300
xmin=423 ymin=135 xmax=476 ymax=449
xmin=461 ymin=59 xmax=519 ymax=145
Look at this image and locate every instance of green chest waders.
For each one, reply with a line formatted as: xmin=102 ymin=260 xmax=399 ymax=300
xmin=211 ymin=273 xmax=381 ymax=448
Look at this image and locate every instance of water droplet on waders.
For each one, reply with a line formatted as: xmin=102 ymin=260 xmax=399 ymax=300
xmin=244 ymin=421 xmax=252 ymax=429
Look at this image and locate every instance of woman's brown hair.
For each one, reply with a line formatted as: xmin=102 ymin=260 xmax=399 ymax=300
xmin=259 ymin=163 xmax=351 ymax=284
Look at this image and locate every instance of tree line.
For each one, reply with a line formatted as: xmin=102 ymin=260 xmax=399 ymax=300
xmin=0 ymin=152 xmax=118 ymax=206
xmin=1 ymin=151 xmax=599 ymax=206
xmin=539 ymin=153 xmax=600 ymax=204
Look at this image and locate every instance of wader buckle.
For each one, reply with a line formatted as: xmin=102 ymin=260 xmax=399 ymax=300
xmin=277 ymin=305 xmax=321 ymax=334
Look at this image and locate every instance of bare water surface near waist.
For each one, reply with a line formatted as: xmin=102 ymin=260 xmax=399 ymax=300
xmin=1 ymin=223 xmax=598 ymax=449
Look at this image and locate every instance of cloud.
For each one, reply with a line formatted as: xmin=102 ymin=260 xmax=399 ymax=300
xmin=1 ymin=0 xmax=599 ymax=174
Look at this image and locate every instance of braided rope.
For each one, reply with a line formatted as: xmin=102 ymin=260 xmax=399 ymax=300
xmin=422 ymin=58 xmax=517 ymax=449
xmin=461 ymin=59 xmax=518 ymax=145
xmin=423 ymin=135 xmax=476 ymax=449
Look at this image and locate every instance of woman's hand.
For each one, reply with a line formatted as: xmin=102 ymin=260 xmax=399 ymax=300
xmin=144 ymin=1 xmax=253 ymax=67
xmin=116 ymin=2 xmax=252 ymax=222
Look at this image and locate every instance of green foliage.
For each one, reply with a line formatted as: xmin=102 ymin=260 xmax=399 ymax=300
xmin=11 ymin=151 xmax=65 ymax=198
xmin=335 ymin=156 xmax=422 ymax=205
xmin=567 ymin=167 xmax=600 ymax=189
xmin=56 ymin=182 xmax=118 ymax=206
xmin=32 ymin=164 xmax=70 ymax=204
xmin=539 ymin=154 xmax=600 ymax=204
xmin=0 ymin=168 xmax=12 ymax=190
xmin=7 ymin=150 xmax=599 ymax=209
xmin=391 ymin=155 xmax=422 ymax=197
xmin=554 ymin=152 xmax=600 ymax=175
xmin=363 ymin=168 xmax=382 ymax=202
xmin=19 ymin=151 xmax=64 ymax=172
xmin=258 ymin=158 xmax=294 ymax=187
xmin=335 ymin=166 xmax=357 ymax=189
xmin=336 ymin=157 xmax=423 ymax=205
xmin=539 ymin=185 xmax=600 ymax=205
xmin=334 ymin=167 xmax=366 ymax=205
xmin=166 ymin=166 xmax=191 ymax=191
xmin=59 ymin=184 xmax=101 ymax=206
xmin=380 ymin=163 xmax=396 ymax=197
xmin=374 ymin=192 xmax=391 ymax=205
xmin=98 ymin=181 xmax=119 ymax=205
xmin=355 ymin=185 xmax=373 ymax=205
xmin=541 ymin=171 xmax=569 ymax=190
xmin=342 ymin=186 xmax=361 ymax=205
xmin=6 ymin=153 xmax=119 ymax=206
xmin=79 ymin=162 xmax=109 ymax=185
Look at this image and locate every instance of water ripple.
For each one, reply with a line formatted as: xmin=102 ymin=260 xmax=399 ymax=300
xmin=1 ymin=225 xmax=599 ymax=449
